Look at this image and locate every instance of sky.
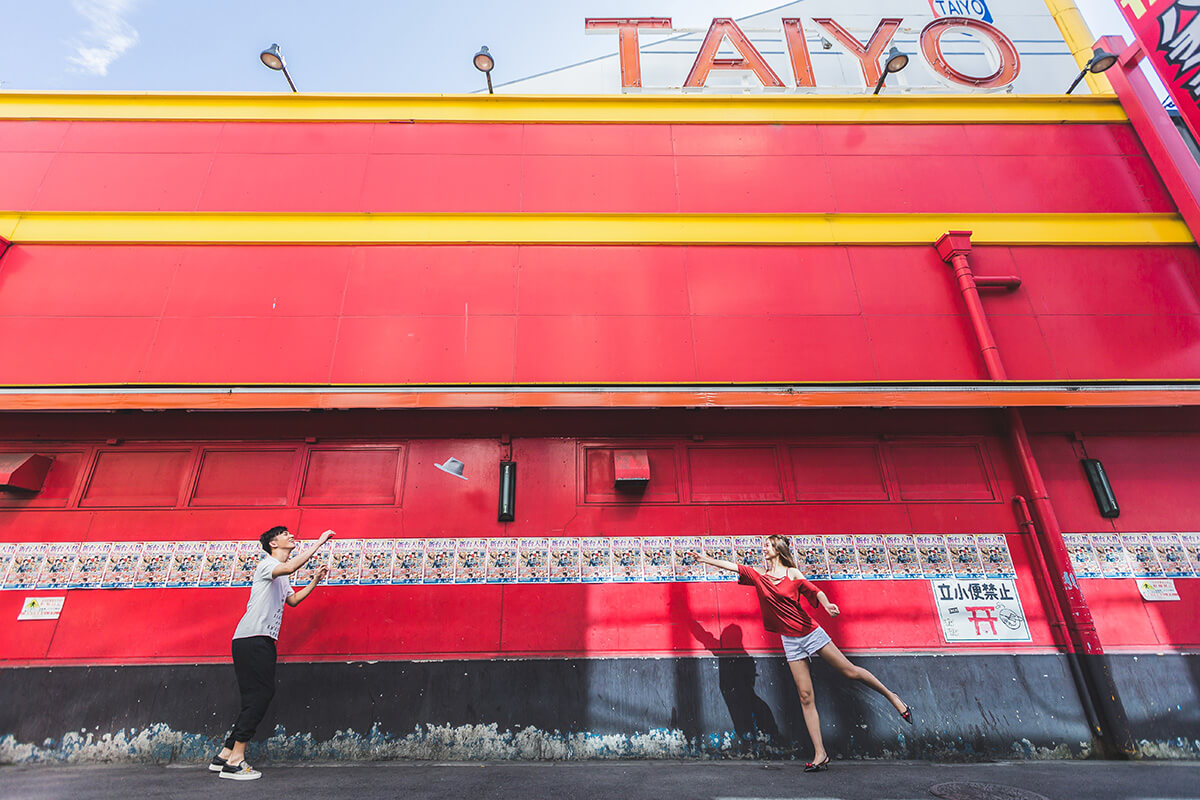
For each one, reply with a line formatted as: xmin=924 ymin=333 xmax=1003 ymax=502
xmin=0 ymin=0 xmax=1143 ymax=94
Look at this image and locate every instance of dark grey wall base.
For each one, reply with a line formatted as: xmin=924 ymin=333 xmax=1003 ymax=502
xmin=2 ymin=654 xmax=1196 ymax=763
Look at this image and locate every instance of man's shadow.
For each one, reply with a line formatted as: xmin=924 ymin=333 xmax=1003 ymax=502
xmin=689 ymin=620 xmax=782 ymax=755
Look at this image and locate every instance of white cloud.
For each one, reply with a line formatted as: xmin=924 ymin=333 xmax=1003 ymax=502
xmin=67 ymin=0 xmax=140 ymax=76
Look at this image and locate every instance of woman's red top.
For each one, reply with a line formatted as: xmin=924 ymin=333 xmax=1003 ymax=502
xmin=737 ymin=564 xmax=823 ymax=637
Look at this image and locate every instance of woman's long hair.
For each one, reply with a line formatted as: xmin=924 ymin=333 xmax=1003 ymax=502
xmin=767 ymin=534 xmax=797 ymax=569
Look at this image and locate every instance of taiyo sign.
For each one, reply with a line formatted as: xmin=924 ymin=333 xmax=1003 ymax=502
xmin=586 ymin=15 xmax=1020 ymax=91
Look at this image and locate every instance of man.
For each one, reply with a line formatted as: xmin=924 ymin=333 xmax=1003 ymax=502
xmin=211 ymin=526 xmax=335 ymax=780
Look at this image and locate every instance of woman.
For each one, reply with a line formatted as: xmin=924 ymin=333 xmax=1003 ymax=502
xmin=698 ymin=534 xmax=912 ymax=771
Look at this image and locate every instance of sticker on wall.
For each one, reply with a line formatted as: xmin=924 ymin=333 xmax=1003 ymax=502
xmin=915 ymin=534 xmax=954 ymax=579
xmin=932 ymin=578 xmax=1030 ymax=643
xmin=454 ymin=538 xmax=487 ymax=584
xmin=422 ymin=539 xmax=455 ymax=585
xmin=38 ymin=543 xmax=80 ymax=590
xmin=71 ymin=542 xmax=112 ymax=589
xmin=101 ymin=542 xmax=141 ymax=589
xmin=946 ymin=534 xmax=984 ymax=580
xmin=392 ymin=539 xmax=425 ymax=584
xmin=518 ymin=537 xmax=550 ymax=583
xmin=1091 ymin=533 xmax=1132 ymax=578
xmin=1181 ymin=533 xmax=1200 ymax=575
xmin=885 ymin=534 xmax=923 ymax=579
xmin=854 ymin=534 xmax=891 ymax=579
xmin=672 ymin=537 xmax=706 ymax=582
xmin=17 ymin=595 xmax=65 ymax=621
xmin=1149 ymin=533 xmax=1192 ymax=579
xmin=360 ymin=539 xmax=396 ymax=585
xmin=641 ymin=537 xmax=674 ymax=582
xmin=1121 ymin=533 xmax=1164 ymax=578
xmin=167 ymin=542 xmax=207 ymax=588
xmin=824 ymin=535 xmax=860 ymax=579
xmin=703 ymin=536 xmax=736 ymax=581
xmin=486 ymin=538 xmax=518 ymax=583
xmin=134 ymin=542 xmax=173 ymax=589
xmin=976 ymin=534 xmax=1016 ymax=579
xmin=1061 ymin=533 xmax=1102 ymax=579
xmin=1136 ymin=578 xmax=1180 ymax=602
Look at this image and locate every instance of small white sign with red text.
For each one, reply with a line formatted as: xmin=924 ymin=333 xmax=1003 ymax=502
xmin=932 ymin=579 xmax=1030 ymax=643
xmin=1136 ymin=579 xmax=1180 ymax=602
xmin=18 ymin=596 xmax=64 ymax=621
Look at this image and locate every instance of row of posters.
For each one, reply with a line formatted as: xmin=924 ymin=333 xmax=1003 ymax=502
xmin=0 ymin=534 xmax=1019 ymax=590
xmin=1062 ymin=533 xmax=1200 ymax=579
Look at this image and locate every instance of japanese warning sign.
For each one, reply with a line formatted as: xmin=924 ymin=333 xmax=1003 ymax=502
xmin=1116 ymin=0 xmax=1200 ymax=141
xmin=931 ymin=578 xmax=1030 ymax=643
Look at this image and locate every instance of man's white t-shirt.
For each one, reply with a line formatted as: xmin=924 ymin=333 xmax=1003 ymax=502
xmin=232 ymin=556 xmax=295 ymax=641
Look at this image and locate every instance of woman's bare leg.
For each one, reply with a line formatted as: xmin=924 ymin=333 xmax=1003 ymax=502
xmin=787 ymin=658 xmax=827 ymax=763
xmin=817 ymin=642 xmax=907 ymax=714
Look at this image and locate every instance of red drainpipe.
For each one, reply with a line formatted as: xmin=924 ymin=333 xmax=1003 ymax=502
xmin=935 ymin=231 xmax=1136 ymax=758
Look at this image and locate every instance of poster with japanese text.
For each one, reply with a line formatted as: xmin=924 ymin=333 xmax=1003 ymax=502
xmin=391 ymin=539 xmax=425 ymax=584
xmin=71 ymin=542 xmax=112 ymax=589
xmin=946 ymin=534 xmax=984 ymax=580
xmin=1115 ymin=0 xmax=1200 ymax=144
xmin=289 ymin=541 xmax=328 ymax=587
xmin=611 ymin=538 xmax=643 ymax=582
xmin=232 ymin=542 xmax=263 ymax=587
xmin=422 ymin=539 xmax=456 ymax=584
xmin=580 ymin=538 xmax=613 ymax=583
xmin=199 ymin=541 xmax=238 ymax=588
xmin=931 ymin=578 xmax=1030 ymax=643
xmin=854 ymin=534 xmax=890 ymax=579
xmin=1061 ymin=534 xmax=1101 ymax=579
xmin=454 ymin=539 xmax=488 ymax=584
xmin=549 ymin=537 xmax=582 ymax=583
xmin=517 ymin=537 xmax=549 ymax=583
xmin=134 ymin=542 xmax=174 ymax=588
xmin=641 ymin=537 xmax=674 ymax=582
xmin=793 ymin=535 xmax=831 ymax=580
xmin=166 ymin=542 xmax=207 ymax=588
xmin=38 ymin=543 xmax=80 ymax=590
xmin=1181 ymin=533 xmax=1200 ymax=574
xmin=672 ymin=537 xmax=706 ymax=581
xmin=1121 ymin=533 xmax=1164 ymax=578
xmin=884 ymin=534 xmax=922 ymax=579
xmin=1091 ymin=533 xmax=1133 ymax=578
xmin=327 ymin=539 xmax=364 ymax=585
xmin=824 ymin=535 xmax=860 ymax=579
xmin=733 ymin=536 xmax=760 ymax=568
xmin=360 ymin=539 xmax=396 ymax=585
xmin=486 ymin=538 xmax=518 ymax=583
xmin=1150 ymin=533 xmax=1192 ymax=578
xmin=976 ymin=534 xmax=1016 ymax=580
xmin=0 ymin=543 xmax=16 ymax=589
xmin=101 ymin=542 xmax=142 ymax=589
xmin=915 ymin=534 xmax=954 ymax=579
xmin=703 ymin=536 xmax=735 ymax=581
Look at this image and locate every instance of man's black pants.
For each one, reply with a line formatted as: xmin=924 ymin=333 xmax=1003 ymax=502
xmin=224 ymin=636 xmax=277 ymax=747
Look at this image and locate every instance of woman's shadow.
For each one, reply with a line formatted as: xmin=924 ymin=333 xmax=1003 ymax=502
xmin=688 ymin=620 xmax=783 ymax=755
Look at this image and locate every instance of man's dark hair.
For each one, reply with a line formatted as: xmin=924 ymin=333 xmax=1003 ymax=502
xmin=260 ymin=526 xmax=289 ymax=553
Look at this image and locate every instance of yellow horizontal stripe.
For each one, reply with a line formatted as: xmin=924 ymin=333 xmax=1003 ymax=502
xmin=0 ymin=91 xmax=1126 ymax=124
xmin=0 ymin=212 xmax=1188 ymax=246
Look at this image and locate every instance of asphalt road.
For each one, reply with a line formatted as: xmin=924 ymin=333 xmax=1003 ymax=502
xmin=3 ymin=759 xmax=1199 ymax=800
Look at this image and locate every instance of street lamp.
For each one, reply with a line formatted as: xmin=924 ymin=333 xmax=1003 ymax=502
xmin=260 ymin=43 xmax=298 ymax=93
xmin=474 ymin=46 xmax=495 ymax=94
xmin=873 ymin=47 xmax=909 ymax=95
xmin=1066 ymin=47 xmax=1119 ymax=95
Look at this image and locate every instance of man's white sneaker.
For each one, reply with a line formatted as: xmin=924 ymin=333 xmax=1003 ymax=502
xmin=219 ymin=761 xmax=262 ymax=781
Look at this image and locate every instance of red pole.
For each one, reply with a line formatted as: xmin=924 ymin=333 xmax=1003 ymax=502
xmin=934 ymin=231 xmax=1136 ymax=757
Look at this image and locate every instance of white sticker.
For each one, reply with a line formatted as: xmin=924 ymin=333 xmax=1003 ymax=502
xmin=17 ymin=596 xmax=65 ymax=621
xmin=1136 ymin=578 xmax=1180 ymax=602
xmin=931 ymin=579 xmax=1030 ymax=643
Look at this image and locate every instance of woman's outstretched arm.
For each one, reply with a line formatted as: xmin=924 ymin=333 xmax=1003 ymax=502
xmin=697 ymin=552 xmax=740 ymax=573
